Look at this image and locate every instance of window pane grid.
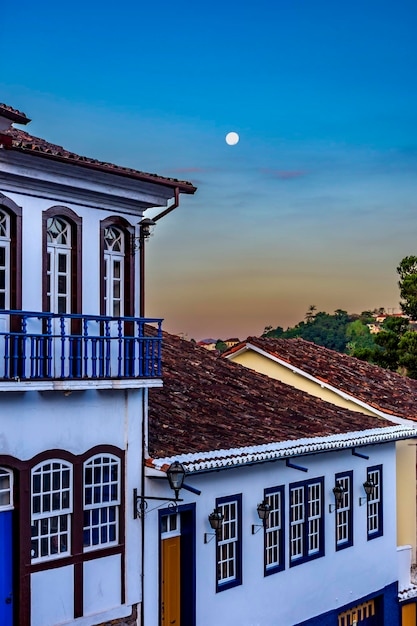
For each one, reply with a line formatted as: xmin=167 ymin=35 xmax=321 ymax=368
xmin=0 ymin=210 xmax=10 ymax=311
xmin=0 ymin=210 xmax=10 ymax=238
xmin=290 ymin=486 xmax=304 ymax=560
xmin=83 ymin=455 xmax=120 ymax=551
xmin=0 ymin=468 xmax=13 ymax=510
xmin=265 ymin=490 xmax=282 ymax=569
xmin=31 ymin=461 xmax=72 ymax=562
xmin=47 ymin=218 xmax=71 ymax=315
xmin=308 ymin=483 xmax=321 ymax=555
xmin=367 ymin=469 xmax=381 ymax=536
xmin=336 ymin=475 xmax=351 ymax=545
xmin=31 ymin=513 xmax=70 ymax=560
xmin=290 ymin=479 xmax=323 ymax=563
xmin=217 ymin=500 xmax=238 ymax=585
xmin=104 ymin=227 xmax=125 ymax=317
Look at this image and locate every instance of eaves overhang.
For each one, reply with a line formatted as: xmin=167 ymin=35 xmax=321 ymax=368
xmin=0 ymin=132 xmax=196 ymax=195
xmin=147 ymin=425 xmax=417 ymax=475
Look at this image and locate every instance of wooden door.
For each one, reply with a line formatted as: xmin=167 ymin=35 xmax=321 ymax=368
xmin=161 ymin=535 xmax=181 ymax=625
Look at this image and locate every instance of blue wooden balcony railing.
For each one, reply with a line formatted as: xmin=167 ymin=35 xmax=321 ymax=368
xmin=0 ymin=311 xmax=162 ymax=381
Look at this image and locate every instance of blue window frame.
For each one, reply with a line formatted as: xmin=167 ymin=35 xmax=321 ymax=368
xmin=289 ymin=477 xmax=324 ymax=566
xmin=216 ymin=494 xmax=242 ymax=592
xmin=367 ymin=465 xmax=383 ymax=540
xmin=264 ymin=486 xmax=285 ymax=575
xmin=335 ymin=471 xmax=353 ymax=551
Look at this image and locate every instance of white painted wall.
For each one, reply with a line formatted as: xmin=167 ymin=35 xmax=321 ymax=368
xmin=2 ymin=388 xmax=143 ymax=625
xmin=31 ymin=566 xmax=74 ymax=626
xmin=144 ymin=443 xmax=397 ymax=626
xmin=84 ymin=555 xmax=122 ymax=615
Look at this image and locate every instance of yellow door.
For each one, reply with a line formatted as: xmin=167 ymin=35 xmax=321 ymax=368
xmin=161 ymin=535 xmax=181 ymax=625
xmin=402 ymin=603 xmax=416 ymax=626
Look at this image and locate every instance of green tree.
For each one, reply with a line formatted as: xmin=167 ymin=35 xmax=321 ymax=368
xmin=280 ymin=310 xmax=352 ymax=352
xmin=215 ymin=340 xmax=228 ymax=353
xmin=398 ymin=331 xmax=417 ymax=378
xmin=355 ymin=316 xmax=411 ymax=371
xmin=346 ymin=320 xmax=375 ymax=355
xmin=397 ymin=256 xmax=417 ymax=319
xmin=263 ymin=326 xmax=284 ymax=338
xmin=305 ymin=304 xmax=317 ymax=324
xmin=359 ymin=310 xmax=375 ymax=324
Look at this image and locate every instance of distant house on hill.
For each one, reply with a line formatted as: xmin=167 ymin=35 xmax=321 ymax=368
xmin=143 ymin=333 xmax=417 ymax=626
xmin=374 ymin=313 xmax=408 ymax=324
xmin=196 ymin=338 xmax=217 ymax=351
xmin=224 ymin=337 xmax=240 ymax=349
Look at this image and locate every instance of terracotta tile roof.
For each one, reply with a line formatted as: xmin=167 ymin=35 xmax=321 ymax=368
xmin=0 ymin=103 xmax=31 ymax=125
xmin=1 ymin=126 xmax=196 ymax=193
xmin=231 ymin=337 xmax=417 ymax=420
xmin=148 ymin=332 xmax=397 ymax=460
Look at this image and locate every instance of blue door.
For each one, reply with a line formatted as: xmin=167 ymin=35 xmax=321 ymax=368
xmin=0 ymin=467 xmax=13 ymax=626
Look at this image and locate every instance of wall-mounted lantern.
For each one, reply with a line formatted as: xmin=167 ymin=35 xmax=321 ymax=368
xmin=359 ymin=479 xmax=375 ymax=506
xmin=329 ymin=483 xmax=345 ymax=512
xmin=204 ymin=508 xmax=224 ymax=543
xmin=252 ymin=499 xmax=271 ymax=534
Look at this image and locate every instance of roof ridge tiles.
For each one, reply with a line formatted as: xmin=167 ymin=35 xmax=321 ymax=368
xmin=3 ymin=126 xmax=196 ymax=192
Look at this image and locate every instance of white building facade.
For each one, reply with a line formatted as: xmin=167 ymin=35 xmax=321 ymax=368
xmin=0 ymin=104 xmax=195 ymax=626
xmin=144 ymin=431 xmax=415 ymax=626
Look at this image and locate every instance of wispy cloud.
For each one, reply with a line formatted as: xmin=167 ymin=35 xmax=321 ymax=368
xmin=260 ymin=169 xmax=308 ymax=180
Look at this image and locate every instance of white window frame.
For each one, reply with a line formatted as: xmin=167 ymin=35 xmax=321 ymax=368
xmin=104 ymin=226 xmax=125 ymax=317
xmin=0 ymin=209 xmax=10 ymax=311
xmin=290 ymin=478 xmax=324 ymax=565
xmin=83 ymin=454 xmax=121 ymax=552
xmin=46 ymin=217 xmax=72 ymax=315
xmin=161 ymin=512 xmax=181 ymax=539
xmin=216 ymin=494 xmax=242 ymax=591
xmin=290 ymin=485 xmax=304 ymax=560
xmin=335 ymin=473 xmax=353 ymax=549
xmin=367 ymin=466 xmax=382 ymax=539
xmin=308 ymin=482 xmax=321 ymax=554
xmin=264 ymin=486 xmax=284 ymax=574
xmin=31 ymin=459 xmax=72 ymax=563
xmin=0 ymin=467 xmax=13 ymax=511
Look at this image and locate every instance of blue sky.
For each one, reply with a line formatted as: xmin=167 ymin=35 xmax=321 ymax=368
xmin=2 ymin=0 xmax=417 ymax=339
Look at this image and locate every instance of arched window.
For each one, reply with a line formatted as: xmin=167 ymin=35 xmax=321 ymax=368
xmin=0 ymin=210 xmax=11 ymax=310
xmin=83 ymin=453 xmax=121 ymax=551
xmin=46 ymin=217 xmax=72 ymax=314
xmin=31 ymin=459 xmax=72 ymax=562
xmin=42 ymin=207 xmax=82 ymax=314
xmin=0 ymin=194 xmax=22 ymax=312
xmin=104 ymin=226 xmax=125 ymax=317
xmin=100 ymin=217 xmax=134 ymax=317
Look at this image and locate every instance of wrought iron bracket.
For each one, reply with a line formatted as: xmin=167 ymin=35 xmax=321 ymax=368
xmin=133 ymin=488 xmax=183 ymax=519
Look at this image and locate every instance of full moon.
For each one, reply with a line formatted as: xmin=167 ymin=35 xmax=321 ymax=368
xmin=225 ymin=131 xmax=239 ymax=145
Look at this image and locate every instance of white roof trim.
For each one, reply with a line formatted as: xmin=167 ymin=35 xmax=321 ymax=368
xmin=150 ymin=425 xmax=417 ymax=473
xmin=235 ymin=342 xmax=414 ymax=426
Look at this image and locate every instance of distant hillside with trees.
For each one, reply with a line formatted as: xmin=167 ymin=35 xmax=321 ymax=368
xmin=262 ymin=256 xmax=417 ymax=379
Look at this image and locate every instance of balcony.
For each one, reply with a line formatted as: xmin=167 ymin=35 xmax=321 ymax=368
xmin=0 ymin=310 xmax=162 ymax=391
